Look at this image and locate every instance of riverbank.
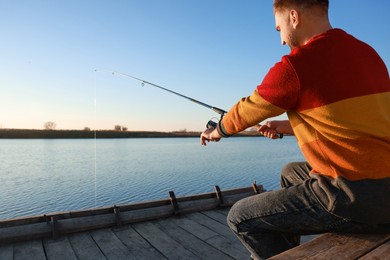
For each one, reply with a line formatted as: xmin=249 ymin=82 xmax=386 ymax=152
xmin=0 ymin=129 xmax=261 ymax=139
xmin=0 ymin=129 xmax=200 ymax=139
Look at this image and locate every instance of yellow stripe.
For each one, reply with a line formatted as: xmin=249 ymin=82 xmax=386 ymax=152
xmin=223 ymin=90 xmax=286 ymax=134
xmin=289 ymin=92 xmax=390 ymax=146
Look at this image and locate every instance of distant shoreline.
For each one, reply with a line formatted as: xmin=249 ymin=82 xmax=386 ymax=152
xmin=0 ymin=129 xmax=261 ymax=139
xmin=0 ymin=129 xmax=201 ymax=139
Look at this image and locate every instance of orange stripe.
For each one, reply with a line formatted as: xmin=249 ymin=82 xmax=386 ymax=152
xmin=289 ymin=92 xmax=390 ymax=147
xmin=302 ymin=136 xmax=390 ymax=180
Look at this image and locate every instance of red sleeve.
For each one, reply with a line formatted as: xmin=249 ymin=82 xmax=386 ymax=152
xmin=257 ymin=56 xmax=300 ymax=110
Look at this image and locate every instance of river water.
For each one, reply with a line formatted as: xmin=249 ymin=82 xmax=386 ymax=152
xmin=0 ymin=137 xmax=304 ymax=220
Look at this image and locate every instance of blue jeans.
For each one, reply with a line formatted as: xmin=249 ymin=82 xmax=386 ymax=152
xmin=227 ymin=162 xmax=390 ymax=259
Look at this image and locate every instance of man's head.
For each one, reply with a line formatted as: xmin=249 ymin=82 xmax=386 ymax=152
xmin=273 ymin=0 xmax=328 ymax=12
xmin=273 ymin=0 xmax=331 ymax=50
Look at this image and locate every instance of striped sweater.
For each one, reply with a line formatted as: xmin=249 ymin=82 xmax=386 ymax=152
xmin=218 ymin=29 xmax=390 ymax=223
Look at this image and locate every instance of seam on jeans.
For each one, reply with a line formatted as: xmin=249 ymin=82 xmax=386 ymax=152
xmin=241 ymin=201 xmax=323 ymax=222
xmin=331 ymin=178 xmax=344 ymax=212
xmin=235 ymin=202 xmax=324 ymax=234
xmin=326 ymin=217 xmax=349 ymax=230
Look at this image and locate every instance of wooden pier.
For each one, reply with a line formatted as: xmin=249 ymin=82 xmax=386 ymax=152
xmin=1 ymin=184 xmax=389 ymax=259
xmin=0 ymin=207 xmax=250 ymax=260
xmin=0 ymin=185 xmax=261 ymax=259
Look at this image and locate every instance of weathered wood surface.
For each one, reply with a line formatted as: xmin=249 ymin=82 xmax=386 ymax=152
xmin=0 ymin=208 xmax=250 ymax=260
xmin=1 ymin=207 xmax=389 ymax=259
xmin=0 ymin=185 xmax=262 ymax=244
xmin=270 ymin=232 xmax=390 ymax=260
xmin=360 ymin=239 xmax=390 ymax=260
xmin=2 ymin=183 xmax=387 ymax=259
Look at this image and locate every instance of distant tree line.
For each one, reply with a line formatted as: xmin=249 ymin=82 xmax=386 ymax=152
xmin=44 ymin=121 xmax=56 ymax=130
xmin=0 ymin=129 xmax=202 ymax=139
xmin=114 ymin=125 xmax=128 ymax=131
xmin=43 ymin=122 xmax=128 ymax=132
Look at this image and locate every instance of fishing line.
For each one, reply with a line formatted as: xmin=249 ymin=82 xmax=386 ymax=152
xmin=93 ymin=70 xmax=97 ymax=208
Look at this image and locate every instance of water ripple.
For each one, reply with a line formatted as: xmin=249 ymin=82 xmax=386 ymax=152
xmin=0 ymin=137 xmax=304 ymax=219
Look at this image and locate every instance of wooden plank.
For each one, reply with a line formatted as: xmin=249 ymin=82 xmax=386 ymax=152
xmin=58 ymin=213 xmax=116 ymax=234
xmin=170 ymin=215 xmax=219 ymax=241
xmin=43 ymin=236 xmax=77 ymax=260
xmin=222 ymin=192 xmax=257 ymax=207
xmin=186 ymin=212 xmax=237 ymax=242
xmin=132 ymin=221 xmax=200 ymax=259
xmin=68 ymin=232 xmax=106 ymax=260
xmin=0 ymin=222 xmax=51 ymax=244
xmin=270 ymin=233 xmax=390 ymax=259
xmin=204 ymin=233 xmax=249 ymax=259
xmin=121 ymin=205 xmax=173 ymax=225
xmin=301 ymin=233 xmax=390 ymax=259
xmin=172 ymin=186 xmax=255 ymax=203
xmin=175 ymin=198 xmax=220 ymax=215
xmin=155 ymin=218 xmax=234 ymax=259
xmin=222 ymin=186 xmax=256 ymax=196
xmin=91 ymin=228 xmax=136 ymax=260
xmin=201 ymin=210 xmax=228 ymax=225
xmin=185 ymin=212 xmax=249 ymax=259
xmin=0 ymin=244 xmax=13 ymax=259
xmin=217 ymin=208 xmax=231 ymax=216
xmin=13 ymin=240 xmax=46 ymax=260
xmin=114 ymin=226 xmax=166 ymax=260
xmin=0 ymin=215 xmax=46 ymax=228
xmin=359 ymin=239 xmax=390 ymax=260
xmin=111 ymin=199 xmax=170 ymax=213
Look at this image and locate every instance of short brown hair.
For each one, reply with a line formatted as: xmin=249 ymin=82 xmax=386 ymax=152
xmin=273 ymin=0 xmax=329 ymax=11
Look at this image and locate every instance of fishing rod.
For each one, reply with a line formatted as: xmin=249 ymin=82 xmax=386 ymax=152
xmin=110 ymin=71 xmax=283 ymax=138
xmin=111 ymin=71 xmax=226 ymax=129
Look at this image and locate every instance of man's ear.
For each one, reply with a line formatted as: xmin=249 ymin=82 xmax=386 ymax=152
xmin=290 ymin=9 xmax=299 ymax=29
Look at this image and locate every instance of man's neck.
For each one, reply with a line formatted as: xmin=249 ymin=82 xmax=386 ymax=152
xmin=302 ymin=21 xmax=332 ymax=45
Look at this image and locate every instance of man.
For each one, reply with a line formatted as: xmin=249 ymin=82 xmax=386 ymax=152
xmin=200 ymin=0 xmax=390 ymax=259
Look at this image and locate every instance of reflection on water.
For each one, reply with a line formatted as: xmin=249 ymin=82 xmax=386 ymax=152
xmin=0 ymin=137 xmax=304 ymax=220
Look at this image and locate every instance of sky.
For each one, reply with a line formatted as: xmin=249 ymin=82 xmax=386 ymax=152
xmin=0 ymin=0 xmax=389 ymax=132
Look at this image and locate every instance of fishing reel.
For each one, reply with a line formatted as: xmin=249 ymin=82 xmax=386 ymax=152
xmin=206 ymin=117 xmax=219 ymax=129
